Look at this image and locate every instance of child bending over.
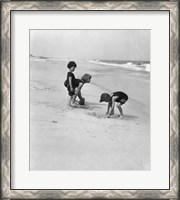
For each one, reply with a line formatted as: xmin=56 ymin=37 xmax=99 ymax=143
xmin=73 ymin=74 xmax=92 ymax=106
xmin=99 ymin=91 xmax=128 ymax=118
xmin=64 ymin=72 xmax=92 ymax=107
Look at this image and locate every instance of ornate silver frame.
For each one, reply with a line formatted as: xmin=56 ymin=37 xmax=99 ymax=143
xmin=1 ymin=1 xmax=179 ymax=199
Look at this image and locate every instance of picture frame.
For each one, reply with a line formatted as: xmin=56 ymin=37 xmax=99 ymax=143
xmin=1 ymin=0 xmax=179 ymax=199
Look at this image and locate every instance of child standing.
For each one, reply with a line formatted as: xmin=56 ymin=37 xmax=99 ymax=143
xmin=99 ymin=91 xmax=128 ymax=118
xmin=64 ymin=61 xmax=77 ymax=107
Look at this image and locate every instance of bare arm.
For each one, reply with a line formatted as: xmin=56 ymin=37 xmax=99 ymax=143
xmin=106 ymin=93 xmax=113 ymax=115
xmin=119 ymin=104 xmax=123 ymax=116
xmin=68 ymin=76 xmax=73 ymax=91
xmin=106 ymin=103 xmax=110 ymax=115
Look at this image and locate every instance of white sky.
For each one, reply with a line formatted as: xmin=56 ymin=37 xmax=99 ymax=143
xmin=30 ymin=29 xmax=150 ymax=61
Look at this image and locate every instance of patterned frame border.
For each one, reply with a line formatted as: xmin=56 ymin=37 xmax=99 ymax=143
xmin=1 ymin=1 xmax=179 ymax=199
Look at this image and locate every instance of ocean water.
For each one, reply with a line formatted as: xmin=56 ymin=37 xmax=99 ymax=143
xmin=89 ymin=59 xmax=150 ymax=72
xmin=30 ymin=55 xmax=150 ymax=72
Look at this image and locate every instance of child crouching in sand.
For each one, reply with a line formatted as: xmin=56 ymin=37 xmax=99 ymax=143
xmin=64 ymin=72 xmax=92 ymax=107
xmin=73 ymin=74 xmax=92 ymax=106
xmin=99 ymin=91 xmax=128 ymax=118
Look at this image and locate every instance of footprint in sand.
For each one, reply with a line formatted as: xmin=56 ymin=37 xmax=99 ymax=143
xmin=87 ymin=112 xmax=125 ymax=119
xmin=62 ymin=105 xmax=92 ymax=111
xmin=87 ymin=112 xmax=106 ymax=119
xmin=75 ymin=104 xmax=93 ymax=110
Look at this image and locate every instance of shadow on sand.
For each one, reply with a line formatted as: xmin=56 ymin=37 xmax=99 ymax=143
xmin=84 ymin=101 xmax=102 ymax=109
xmin=71 ymin=103 xmax=101 ymax=110
xmin=124 ymin=114 xmax=138 ymax=120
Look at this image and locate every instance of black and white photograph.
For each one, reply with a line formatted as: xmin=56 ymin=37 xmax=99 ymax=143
xmin=1 ymin=0 xmax=179 ymax=197
xmin=30 ymin=29 xmax=151 ymax=171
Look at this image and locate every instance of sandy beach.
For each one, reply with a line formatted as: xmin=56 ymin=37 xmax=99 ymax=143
xmin=30 ymin=59 xmax=150 ymax=171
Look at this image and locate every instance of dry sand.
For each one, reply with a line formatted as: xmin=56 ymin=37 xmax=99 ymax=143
xmin=30 ymin=60 xmax=150 ymax=171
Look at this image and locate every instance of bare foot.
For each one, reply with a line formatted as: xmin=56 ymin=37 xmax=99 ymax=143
xmin=67 ymin=105 xmax=73 ymax=109
xmin=71 ymin=103 xmax=77 ymax=107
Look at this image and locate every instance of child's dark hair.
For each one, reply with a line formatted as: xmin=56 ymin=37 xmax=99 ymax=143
xmin=67 ymin=61 xmax=77 ymax=69
xmin=100 ymin=93 xmax=110 ymax=102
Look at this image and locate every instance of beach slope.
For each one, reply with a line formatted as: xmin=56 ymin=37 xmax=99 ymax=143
xmin=30 ymin=59 xmax=150 ymax=171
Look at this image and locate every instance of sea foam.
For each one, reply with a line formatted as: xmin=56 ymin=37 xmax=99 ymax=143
xmin=89 ymin=60 xmax=150 ymax=72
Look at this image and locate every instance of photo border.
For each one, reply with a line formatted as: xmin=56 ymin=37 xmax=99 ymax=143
xmin=1 ymin=1 xmax=179 ymax=199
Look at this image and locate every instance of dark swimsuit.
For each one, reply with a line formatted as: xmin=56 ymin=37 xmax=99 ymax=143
xmin=64 ymin=73 xmax=83 ymax=96
xmin=64 ymin=72 xmax=75 ymax=96
xmin=110 ymin=91 xmax=128 ymax=105
xmin=74 ymin=79 xmax=83 ymax=88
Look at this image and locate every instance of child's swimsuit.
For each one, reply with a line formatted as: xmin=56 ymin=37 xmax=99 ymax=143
xmin=74 ymin=79 xmax=83 ymax=88
xmin=65 ymin=72 xmax=76 ymax=96
xmin=111 ymin=91 xmax=128 ymax=105
xmin=66 ymin=72 xmax=76 ymax=87
xmin=64 ymin=74 xmax=83 ymax=96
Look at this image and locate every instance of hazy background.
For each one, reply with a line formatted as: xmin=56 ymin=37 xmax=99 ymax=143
xmin=30 ymin=29 xmax=150 ymax=61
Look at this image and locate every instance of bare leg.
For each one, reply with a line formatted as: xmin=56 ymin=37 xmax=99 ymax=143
xmin=77 ymin=90 xmax=85 ymax=105
xmin=109 ymin=97 xmax=116 ymax=116
xmin=72 ymin=91 xmax=78 ymax=104
xmin=116 ymin=103 xmax=124 ymax=118
xmin=72 ymin=84 xmax=83 ymax=104
xmin=71 ymin=88 xmax=79 ymax=107
xmin=67 ymin=95 xmax=73 ymax=107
